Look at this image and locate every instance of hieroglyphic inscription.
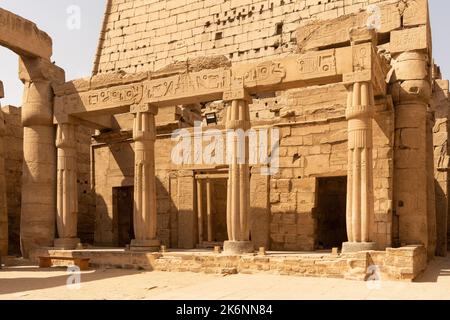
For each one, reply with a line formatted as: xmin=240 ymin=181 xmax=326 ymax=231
xmin=378 ymin=4 xmax=402 ymax=33
xmin=352 ymin=44 xmax=371 ymax=72
xmin=232 ymin=61 xmax=286 ymax=87
xmin=390 ymin=26 xmax=428 ymax=54
xmin=55 ymin=44 xmax=388 ymax=117
xmin=146 ymin=68 xmax=230 ymax=101
xmin=297 ymin=52 xmax=336 ymax=77
xmin=85 ymin=84 xmax=144 ymax=109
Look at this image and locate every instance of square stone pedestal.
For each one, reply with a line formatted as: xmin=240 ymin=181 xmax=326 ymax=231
xmin=54 ymin=238 xmax=80 ymax=250
xmin=130 ymin=239 xmax=160 ymax=252
xmin=223 ymin=241 xmax=254 ymax=254
xmin=342 ymin=242 xmax=377 ymax=253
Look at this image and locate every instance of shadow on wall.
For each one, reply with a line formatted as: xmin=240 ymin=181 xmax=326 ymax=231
xmin=91 ymin=137 xmax=177 ymax=247
xmin=435 ymin=179 xmax=448 ymax=257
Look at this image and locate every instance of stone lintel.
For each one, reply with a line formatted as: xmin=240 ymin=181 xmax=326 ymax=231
xmin=130 ymin=104 xmax=158 ymax=115
xmin=223 ymin=88 xmax=252 ymax=103
xmin=19 ymin=56 xmax=65 ymax=84
xmin=53 ymin=43 xmax=388 ymax=118
xmin=390 ymin=25 xmax=429 ymax=55
xmin=0 ymin=8 xmax=52 ymax=59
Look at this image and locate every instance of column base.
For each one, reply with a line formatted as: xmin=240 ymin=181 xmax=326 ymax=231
xmin=54 ymin=238 xmax=80 ymax=250
xmin=342 ymin=242 xmax=377 ymax=253
xmin=130 ymin=239 xmax=160 ymax=252
xmin=223 ymin=241 xmax=254 ymax=254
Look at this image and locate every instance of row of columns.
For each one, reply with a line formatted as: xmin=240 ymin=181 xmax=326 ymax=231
xmin=49 ymin=93 xmax=255 ymax=253
xmin=17 ymin=66 xmax=377 ymax=255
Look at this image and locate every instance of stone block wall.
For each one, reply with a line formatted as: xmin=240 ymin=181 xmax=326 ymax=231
xmin=89 ymin=0 xmax=429 ymax=252
xmin=76 ymin=125 xmax=96 ymax=244
xmin=2 ymin=106 xmax=23 ymax=255
xmin=94 ymin=0 xmax=400 ymax=74
xmin=432 ymin=79 xmax=450 ymax=256
xmin=30 ymin=245 xmax=427 ymax=281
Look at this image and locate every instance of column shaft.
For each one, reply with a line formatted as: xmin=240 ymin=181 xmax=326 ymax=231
xmin=391 ymin=51 xmax=434 ymax=258
xmin=20 ymin=81 xmax=57 ymax=257
xmin=206 ymin=179 xmax=213 ymax=242
xmin=19 ymin=57 xmax=64 ymax=257
xmin=131 ymin=105 xmax=160 ymax=251
xmin=55 ymin=122 xmax=79 ymax=249
xmin=0 ymin=109 xmax=7 ymax=256
xmin=223 ymin=91 xmax=254 ymax=254
xmin=343 ymin=82 xmax=376 ymax=251
xmin=226 ymin=99 xmax=251 ymax=241
xmin=197 ymin=179 xmax=204 ymax=244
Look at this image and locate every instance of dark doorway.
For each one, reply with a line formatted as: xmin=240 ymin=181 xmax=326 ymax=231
xmin=316 ymin=177 xmax=348 ymax=249
xmin=211 ymin=178 xmax=228 ymax=242
xmin=113 ymin=186 xmax=135 ymax=247
xmin=195 ymin=175 xmax=228 ymax=248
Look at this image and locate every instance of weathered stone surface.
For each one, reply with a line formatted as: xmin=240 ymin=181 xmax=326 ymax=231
xmin=390 ymin=26 xmax=430 ymax=54
xmin=1 ymin=0 xmax=444 ymax=283
xmin=0 ymin=8 xmax=52 ymax=59
xmin=223 ymin=241 xmax=254 ymax=254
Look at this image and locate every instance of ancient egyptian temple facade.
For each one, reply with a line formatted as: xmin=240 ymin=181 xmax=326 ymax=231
xmin=1 ymin=0 xmax=449 ymax=277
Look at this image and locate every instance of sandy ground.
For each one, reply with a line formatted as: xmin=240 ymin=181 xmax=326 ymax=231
xmin=1 ymin=255 xmax=450 ymax=300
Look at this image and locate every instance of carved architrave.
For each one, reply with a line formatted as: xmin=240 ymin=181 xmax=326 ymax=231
xmin=146 ymin=68 xmax=230 ymax=104
xmin=297 ymin=51 xmax=337 ymax=78
xmin=54 ymin=44 xmax=388 ymax=119
xmin=231 ymin=61 xmax=286 ymax=88
xmin=86 ymin=84 xmax=144 ymax=111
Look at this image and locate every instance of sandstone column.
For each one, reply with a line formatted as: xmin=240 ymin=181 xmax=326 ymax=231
xmin=196 ymin=179 xmax=204 ymax=245
xmin=19 ymin=57 xmax=64 ymax=257
xmin=206 ymin=179 xmax=213 ymax=242
xmin=391 ymin=51 xmax=434 ymax=258
xmin=130 ymin=104 xmax=160 ymax=251
xmin=343 ymin=82 xmax=377 ymax=252
xmin=224 ymin=89 xmax=254 ymax=254
xmin=0 ymin=82 xmax=8 ymax=257
xmin=54 ymin=121 xmax=80 ymax=249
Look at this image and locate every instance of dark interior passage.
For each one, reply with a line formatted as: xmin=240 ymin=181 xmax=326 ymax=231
xmin=197 ymin=177 xmax=228 ymax=245
xmin=211 ymin=178 xmax=228 ymax=242
xmin=113 ymin=186 xmax=135 ymax=247
xmin=315 ymin=177 xmax=348 ymax=249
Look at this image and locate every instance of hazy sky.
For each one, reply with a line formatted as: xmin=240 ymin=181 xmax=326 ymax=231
xmin=0 ymin=0 xmax=448 ymax=106
xmin=0 ymin=0 xmax=106 ymax=106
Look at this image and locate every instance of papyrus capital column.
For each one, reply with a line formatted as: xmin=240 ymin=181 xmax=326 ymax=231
xmin=54 ymin=121 xmax=80 ymax=249
xmin=343 ymin=81 xmax=377 ymax=252
xmin=19 ymin=57 xmax=65 ymax=257
xmin=390 ymin=50 xmax=435 ymax=258
xmin=130 ymin=104 xmax=160 ymax=251
xmin=223 ymin=88 xmax=254 ymax=254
